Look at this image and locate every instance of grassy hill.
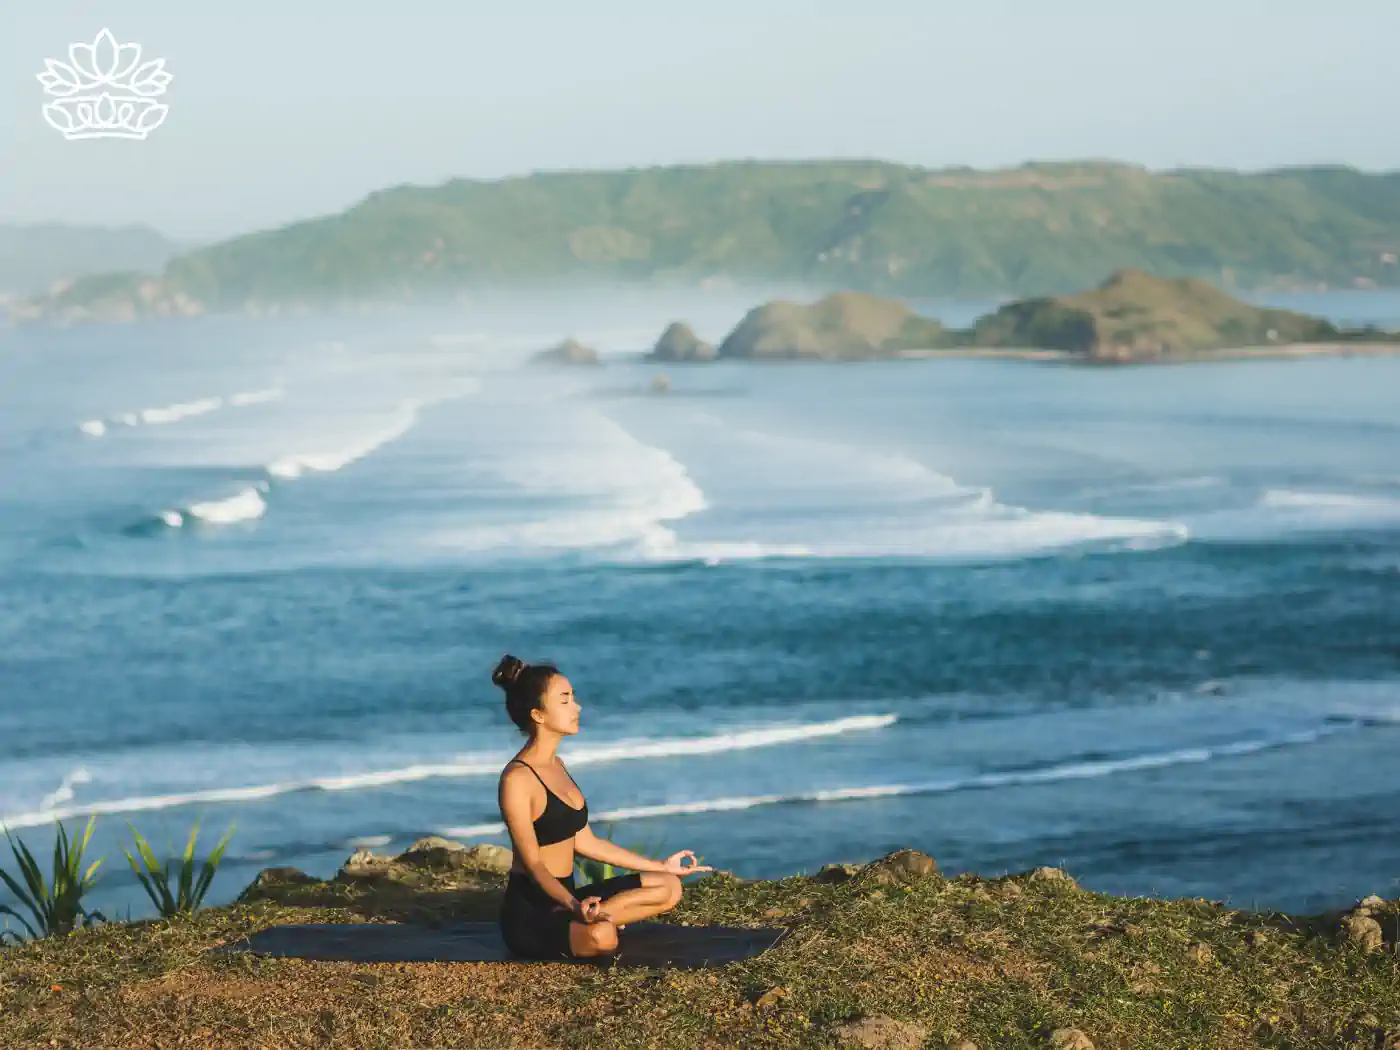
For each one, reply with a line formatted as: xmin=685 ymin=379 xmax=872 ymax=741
xmin=959 ymin=269 xmax=1346 ymax=359
xmin=10 ymin=160 xmax=1400 ymax=324
xmin=655 ymin=271 xmax=1391 ymax=362
xmin=2 ymin=843 xmax=1397 ymax=1049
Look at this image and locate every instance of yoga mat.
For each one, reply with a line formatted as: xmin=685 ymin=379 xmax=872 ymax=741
xmin=215 ymin=920 xmax=789 ymax=969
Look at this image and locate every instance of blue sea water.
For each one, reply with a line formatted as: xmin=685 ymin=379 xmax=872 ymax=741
xmin=2 ymin=289 xmax=1398 ymax=930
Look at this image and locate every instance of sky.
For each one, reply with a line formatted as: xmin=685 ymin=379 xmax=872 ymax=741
xmin=1 ymin=0 xmax=1395 ymax=242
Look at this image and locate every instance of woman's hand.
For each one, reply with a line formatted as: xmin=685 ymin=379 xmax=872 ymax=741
xmin=661 ymin=850 xmax=714 ymax=877
xmin=572 ymin=895 xmax=610 ymax=923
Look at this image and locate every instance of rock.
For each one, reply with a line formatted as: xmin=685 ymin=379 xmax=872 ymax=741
xmin=717 ymin=291 xmax=945 ymax=360
xmin=403 ymin=836 xmax=464 ymax=854
xmin=533 ymin=337 xmax=601 ymax=366
xmin=650 ymin=373 xmax=671 ymax=393
xmin=864 ymin=849 xmax=939 ymax=886
xmin=754 ymin=985 xmax=789 ymax=1009
xmin=459 ymin=843 xmax=513 ymax=873
xmin=1355 ymin=894 xmax=1387 ymax=915
xmin=1048 ymin=1028 xmax=1095 ymax=1050
xmin=649 ymin=322 xmax=715 ymax=362
xmin=833 ymin=1015 xmax=928 ymax=1050
xmin=1029 ymin=867 xmax=1078 ymax=889
xmin=1343 ymin=913 xmax=1384 ymax=953
xmin=814 ymin=862 xmax=862 ymax=884
xmin=706 ymin=869 xmax=744 ymax=883
xmin=339 ymin=848 xmax=395 ymax=879
xmin=238 ymin=866 xmax=318 ymax=899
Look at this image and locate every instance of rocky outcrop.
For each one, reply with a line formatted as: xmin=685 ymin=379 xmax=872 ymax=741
xmin=532 ymin=337 xmax=601 ymax=366
xmin=960 ymin=268 xmax=1340 ymax=360
xmin=716 ymin=291 xmax=946 ymax=360
xmin=648 ymin=322 xmax=715 ymax=362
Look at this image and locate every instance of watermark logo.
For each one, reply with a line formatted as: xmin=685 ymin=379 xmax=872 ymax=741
xmin=36 ymin=28 xmax=172 ymax=141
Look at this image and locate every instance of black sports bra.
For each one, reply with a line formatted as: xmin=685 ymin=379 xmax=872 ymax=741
xmin=508 ymin=759 xmax=588 ymax=846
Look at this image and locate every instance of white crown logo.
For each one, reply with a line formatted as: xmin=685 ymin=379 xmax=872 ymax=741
xmin=37 ymin=28 xmax=172 ymax=141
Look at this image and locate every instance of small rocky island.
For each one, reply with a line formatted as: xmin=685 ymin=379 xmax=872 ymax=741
xmin=648 ymin=322 xmax=715 ymax=362
xmin=961 ymin=268 xmax=1346 ymax=361
xmin=531 ymin=336 xmax=601 ymax=366
xmin=643 ymin=270 xmax=1399 ymax=364
xmin=716 ymin=290 xmax=945 ymax=360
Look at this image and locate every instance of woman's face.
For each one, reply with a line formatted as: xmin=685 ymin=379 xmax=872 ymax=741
xmin=533 ymin=674 xmax=580 ymax=736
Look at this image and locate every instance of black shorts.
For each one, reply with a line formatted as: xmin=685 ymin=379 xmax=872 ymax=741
xmin=499 ymin=870 xmax=644 ymax=960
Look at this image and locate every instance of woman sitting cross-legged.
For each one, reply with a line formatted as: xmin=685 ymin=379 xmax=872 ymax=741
xmin=493 ymin=654 xmax=714 ymax=960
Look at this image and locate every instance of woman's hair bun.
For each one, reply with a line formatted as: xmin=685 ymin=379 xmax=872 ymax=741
xmin=492 ymin=654 xmax=527 ymax=690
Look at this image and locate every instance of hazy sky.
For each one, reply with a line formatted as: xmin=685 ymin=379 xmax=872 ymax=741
xmin=2 ymin=0 xmax=1395 ymax=241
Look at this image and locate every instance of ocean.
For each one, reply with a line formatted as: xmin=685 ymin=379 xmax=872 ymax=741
xmin=2 ymin=287 xmax=1398 ymax=930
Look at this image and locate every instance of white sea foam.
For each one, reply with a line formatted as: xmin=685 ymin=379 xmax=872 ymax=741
xmin=38 ymin=768 xmax=92 ymax=811
xmin=0 ymin=713 xmax=894 ymax=830
xmin=140 ymin=397 xmax=224 ymax=425
xmin=432 ymin=411 xmax=710 ymax=555
xmin=599 ymin=410 xmax=1191 ymax=566
xmin=160 ymin=487 xmax=268 ymax=529
xmin=346 ymin=835 xmax=394 ymax=848
xmin=1261 ymin=489 xmax=1400 ymax=513
xmin=439 ymin=726 xmax=1347 ymax=839
xmin=267 ymin=400 xmax=422 ymax=480
xmin=79 ymin=386 xmax=285 ymax=438
xmin=228 ymin=386 xmax=285 ymax=407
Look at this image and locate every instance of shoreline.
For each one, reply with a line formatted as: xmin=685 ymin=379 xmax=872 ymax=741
xmin=892 ymin=342 xmax=1400 ymax=364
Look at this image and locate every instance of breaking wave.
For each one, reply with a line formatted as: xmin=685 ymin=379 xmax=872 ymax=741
xmin=0 ymin=713 xmax=896 ymax=830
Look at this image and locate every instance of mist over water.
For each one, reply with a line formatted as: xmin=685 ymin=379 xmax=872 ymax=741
xmin=2 ymin=287 xmax=1399 ymax=924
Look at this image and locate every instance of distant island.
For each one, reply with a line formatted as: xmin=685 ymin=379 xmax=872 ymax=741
xmin=7 ymin=159 xmax=1400 ymax=326
xmin=0 ymin=222 xmax=182 ymax=301
xmin=645 ymin=270 xmax=1400 ymax=364
xmin=531 ymin=336 xmax=601 ymax=366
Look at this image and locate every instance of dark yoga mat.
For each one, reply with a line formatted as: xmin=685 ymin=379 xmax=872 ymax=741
xmin=215 ymin=920 xmax=790 ymax=969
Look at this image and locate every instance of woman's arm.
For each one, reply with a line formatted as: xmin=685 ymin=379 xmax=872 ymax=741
xmin=498 ymin=768 xmax=581 ymax=910
xmin=574 ymin=825 xmax=667 ymax=873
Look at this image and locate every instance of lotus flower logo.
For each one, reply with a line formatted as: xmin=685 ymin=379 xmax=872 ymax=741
xmin=36 ymin=28 xmax=172 ymax=140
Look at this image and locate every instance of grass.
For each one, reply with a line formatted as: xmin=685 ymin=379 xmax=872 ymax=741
xmin=125 ymin=819 xmax=236 ymax=918
xmin=1 ymin=846 xmax=1396 ymax=1049
xmin=0 ymin=816 xmax=104 ymax=943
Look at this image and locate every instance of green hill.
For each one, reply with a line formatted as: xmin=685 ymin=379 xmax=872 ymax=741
xmin=10 ymin=160 xmax=1400 ymax=324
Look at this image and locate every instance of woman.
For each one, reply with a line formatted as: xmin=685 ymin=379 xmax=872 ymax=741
xmin=493 ymin=654 xmax=714 ymax=960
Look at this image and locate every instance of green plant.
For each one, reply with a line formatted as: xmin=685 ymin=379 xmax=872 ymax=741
xmin=574 ymin=821 xmax=672 ymax=884
xmin=0 ymin=816 xmax=105 ymax=942
xmin=124 ymin=819 xmax=235 ymax=918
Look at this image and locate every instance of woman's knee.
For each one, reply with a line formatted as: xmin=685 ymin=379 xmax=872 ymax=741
xmin=663 ymin=872 xmax=683 ymax=905
xmin=572 ymin=920 xmax=619 ymax=956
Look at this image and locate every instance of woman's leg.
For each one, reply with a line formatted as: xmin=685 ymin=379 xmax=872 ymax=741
xmin=590 ymin=872 xmax=683 ymax=926
xmin=566 ymin=873 xmax=683 ymax=956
